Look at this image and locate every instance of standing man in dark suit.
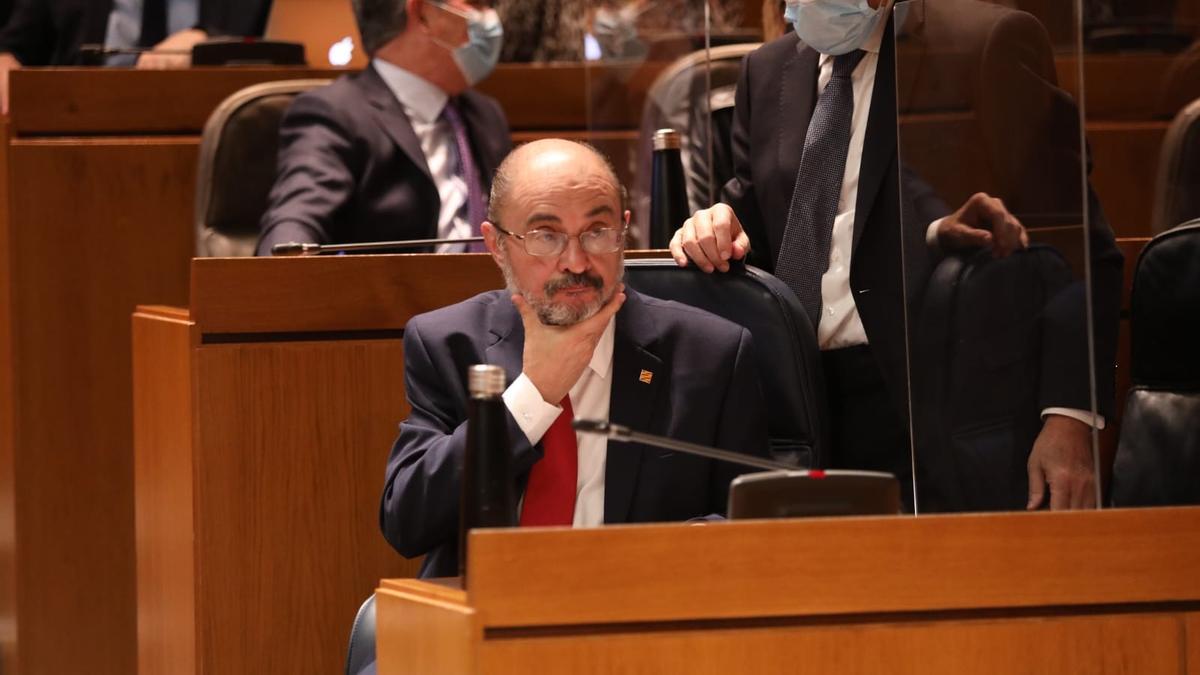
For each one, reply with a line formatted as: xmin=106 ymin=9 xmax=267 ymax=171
xmin=381 ymin=139 xmax=769 ymax=578
xmin=670 ymin=0 xmax=1122 ymax=511
xmin=256 ymin=0 xmax=511 ymax=254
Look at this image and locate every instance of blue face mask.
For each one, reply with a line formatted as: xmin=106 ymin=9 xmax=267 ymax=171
xmin=428 ymin=2 xmax=504 ymax=86
xmin=784 ymin=0 xmax=882 ymax=56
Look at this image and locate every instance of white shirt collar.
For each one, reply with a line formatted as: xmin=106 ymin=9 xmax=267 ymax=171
xmin=588 ymin=315 xmax=617 ymax=381
xmin=371 ymin=57 xmax=449 ymax=124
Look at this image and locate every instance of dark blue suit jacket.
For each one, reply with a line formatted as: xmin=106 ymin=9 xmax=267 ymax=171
xmin=380 ymin=289 xmax=770 ymax=577
xmin=256 ymin=64 xmax=512 ymax=254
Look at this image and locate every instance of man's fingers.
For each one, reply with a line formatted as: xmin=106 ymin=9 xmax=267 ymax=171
xmin=692 ymin=209 xmax=726 ymax=272
xmin=1026 ymin=459 xmax=1046 ymax=510
xmin=946 ymin=223 xmax=992 ymax=249
xmin=1048 ymin=470 xmax=1070 ymax=511
xmin=731 ymin=230 xmax=751 ymax=260
xmin=669 ymin=229 xmax=689 ymax=267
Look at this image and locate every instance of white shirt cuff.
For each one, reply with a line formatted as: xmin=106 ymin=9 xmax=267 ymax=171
xmin=926 ymin=217 xmax=946 ymax=248
xmin=502 ymin=373 xmax=564 ymax=445
xmin=1041 ymin=407 xmax=1106 ymax=430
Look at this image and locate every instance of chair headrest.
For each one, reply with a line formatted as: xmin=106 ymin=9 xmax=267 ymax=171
xmin=623 ymin=259 xmax=826 ymax=467
xmin=1131 ymin=218 xmax=1200 ymax=387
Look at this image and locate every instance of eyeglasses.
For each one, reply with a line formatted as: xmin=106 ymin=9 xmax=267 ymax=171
xmin=493 ymin=222 xmax=627 ymax=257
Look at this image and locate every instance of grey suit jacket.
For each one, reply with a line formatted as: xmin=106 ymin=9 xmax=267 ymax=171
xmin=256 ymin=64 xmax=512 ymax=254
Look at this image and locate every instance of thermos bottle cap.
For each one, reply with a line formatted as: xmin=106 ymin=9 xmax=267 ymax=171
xmin=653 ymin=128 xmax=681 ymax=150
xmin=468 ymin=364 xmax=506 ymax=397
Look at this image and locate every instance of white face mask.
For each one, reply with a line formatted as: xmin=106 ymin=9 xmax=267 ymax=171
xmin=784 ymin=0 xmax=882 ymax=55
xmin=427 ymin=2 xmax=504 ymax=86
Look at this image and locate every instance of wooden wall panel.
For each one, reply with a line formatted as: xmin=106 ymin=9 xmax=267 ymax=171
xmin=7 ymin=68 xmax=331 ymax=136
xmin=132 ymin=309 xmax=197 ymax=675
xmin=192 ymin=339 xmax=419 ymax=675
xmin=1088 ymin=123 xmax=1169 ymax=238
xmin=478 ymin=613 xmax=1185 ymax=675
xmin=0 ymin=115 xmax=17 ymax=675
xmin=1188 ymin=613 xmax=1200 ymax=675
xmin=8 ymin=139 xmax=195 ymax=675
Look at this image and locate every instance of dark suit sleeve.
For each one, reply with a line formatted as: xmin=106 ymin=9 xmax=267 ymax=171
xmin=706 ymin=326 xmax=770 ymax=515
xmin=0 ymin=0 xmax=53 ymax=65
xmin=721 ymin=50 xmax=774 ymax=273
xmin=257 ymin=92 xmax=359 ymax=255
xmin=379 ymin=320 xmax=539 ymax=559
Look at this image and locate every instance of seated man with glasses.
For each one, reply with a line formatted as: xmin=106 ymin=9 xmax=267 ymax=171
xmin=380 ymin=138 xmax=771 ymax=579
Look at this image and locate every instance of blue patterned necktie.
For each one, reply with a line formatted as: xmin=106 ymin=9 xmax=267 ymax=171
xmin=439 ymin=100 xmax=487 ymax=252
xmin=774 ymin=49 xmax=867 ymax=331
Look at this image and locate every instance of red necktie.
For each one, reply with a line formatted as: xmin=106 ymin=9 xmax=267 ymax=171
xmin=520 ymin=396 xmax=578 ymax=526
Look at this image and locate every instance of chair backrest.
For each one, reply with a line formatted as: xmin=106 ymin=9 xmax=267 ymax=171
xmin=195 ymin=79 xmax=332 ymax=257
xmin=1151 ymin=97 xmax=1200 ymax=235
xmin=911 ymin=246 xmax=1078 ymax=511
xmin=1112 ymin=218 xmax=1200 ymax=506
xmin=633 ymin=43 xmax=760 ymax=242
xmin=623 ymin=259 xmax=827 ymax=468
xmin=344 ymin=594 xmax=376 ymax=675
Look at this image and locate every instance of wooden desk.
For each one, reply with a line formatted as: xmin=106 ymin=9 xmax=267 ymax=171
xmin=132 ymin=254 xmax=504 ymax=675
xmin=378 ymin=507 xmax=1200 ymax=674
xmin=0 ymin=66 xmax=329 ymax=675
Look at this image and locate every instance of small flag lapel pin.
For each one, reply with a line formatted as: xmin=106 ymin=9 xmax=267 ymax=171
xmin=638 ymin=370 xmax=653 ymax=384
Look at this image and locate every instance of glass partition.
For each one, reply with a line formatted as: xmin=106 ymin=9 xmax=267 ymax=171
xmin=895 ymin=0 xmax=1105 ymax=513
xmin=571 ymin=0 xmax=756 ymax=245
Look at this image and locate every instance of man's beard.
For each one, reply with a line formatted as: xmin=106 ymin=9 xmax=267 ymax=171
xmin=498 ymin=249 xmax=624 ymax=326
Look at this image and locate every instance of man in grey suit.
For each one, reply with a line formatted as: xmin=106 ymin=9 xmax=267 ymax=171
xmin=257 ymin=0 xmax=512 ymax=254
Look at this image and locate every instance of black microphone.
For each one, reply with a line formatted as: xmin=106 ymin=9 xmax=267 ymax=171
xmin=270 ymin=236 xmax=485 ymax=256
xmin=575 ymin=419 xmax=902 ymax=517
xmin=572 ymin=419 xmax=796 ymax=472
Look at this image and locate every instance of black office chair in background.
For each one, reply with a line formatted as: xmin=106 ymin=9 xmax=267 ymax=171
xmin=194 ymin=79 xmax=330 ymax=257
xmin=1111 ymin=218 xmax=1200 ymax=506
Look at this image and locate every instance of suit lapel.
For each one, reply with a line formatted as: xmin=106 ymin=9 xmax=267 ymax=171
xmin=853 ymin=15 xmax=899 ymax=253
xmin=483 ymin=295 xmax=524 ymax=393
xmin=604 ymin=292 xmax=662 ymax=524
xmin=360 ymin=64 xmax=435 ymax=184
xmin=775 ymin=42 xmax=820 ymax=233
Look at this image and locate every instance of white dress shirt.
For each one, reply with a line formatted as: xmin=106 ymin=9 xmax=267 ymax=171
xmin=811 ymin=8 xmax=1103 ymax=429
xmin=502 ymin=318 xmax=616 ymax=527
xmin=372 ymin=58 xmax=476 ymax=253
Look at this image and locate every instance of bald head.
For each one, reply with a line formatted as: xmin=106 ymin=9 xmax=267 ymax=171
xmin=487 ymin=139 xmax=626 ymax=225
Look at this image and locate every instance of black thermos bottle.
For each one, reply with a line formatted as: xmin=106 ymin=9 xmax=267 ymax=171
xmin=459 ymin=364 xmax=516 ymax=578
xmin=649 ymin=128 xmax=690 ymax=248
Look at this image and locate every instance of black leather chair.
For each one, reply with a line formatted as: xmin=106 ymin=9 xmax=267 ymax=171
xmin=1111 ymin=218 xmax=1200 ymax=506
xmin=911 ymin=245 xmax=1084 ymax=511
xmin=194 ymin=79 xmax=331 ymax=257
xmin=344 ymin=594 xmax=376 ymax=675
xmin=623 ymin=258 xmax=827 ymax=468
